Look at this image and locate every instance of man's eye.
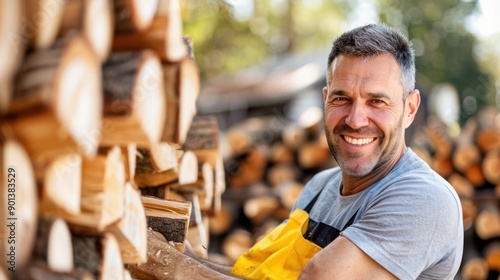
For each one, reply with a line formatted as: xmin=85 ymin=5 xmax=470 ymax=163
xmin=371 ymin=99 xmax=385 ymax=104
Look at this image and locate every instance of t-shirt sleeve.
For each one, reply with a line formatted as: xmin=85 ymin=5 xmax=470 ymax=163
xmin=340 ymin=179 xmax=462 ymax=280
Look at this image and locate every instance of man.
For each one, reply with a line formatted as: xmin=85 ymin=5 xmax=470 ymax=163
xmin=146 ymin=23 xmax=463 ymax=280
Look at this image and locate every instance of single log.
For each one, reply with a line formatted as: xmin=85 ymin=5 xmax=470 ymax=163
xmin=483 ymin=149 xmax=500 ymax=185
xmin=135 ymin=143 xmax=178 ymax=175
xmin=222 ymin=229 xmax=253 ymax=262
xmin=462 ymin=228 xmax=489 ymax=280
xmin=453 ymin=144 xmax=481 ymax=174
xmin=33 ymin=218 xmax=73 ymax=273
xmin=123 ymin=269 xmax=132 ymax=280
xmin=422 ymin=126 xmax=454 ymax=160
xmin=0 ymin=1 xmax=24 ymax=114
xmin=142 ymin=196 xmax=192 ymax=252
xmin=112 ymin=0 xmax=187 ymax=62
xmin=23 ymin=0 xmax=65 ymax=48
xmin=58 ymin=0 xmax=113 ymax=61
xmin=135 ymin=150 xmax=197 ymax=187
xmin=6 ymin=35 xmax=101 ymax=168
xmin=160 ymin=57 xmax=200 ymax=145
xmin=485 ymin=242 xmax=500 ymax=271
xmin=186 ymin=193 xmax=209 ymax=258
xmin=106 ymin=182 xmax=147 ymax=264
xmin=0 ymin=139 xmax=38 ymax=269
xmin=475 ymin=202 xmax=500 ymax=240
xmin=267 ymin=164 xmax=297 ymax=187
xmin=123 ymin=144 xmax=137 ymax=181
xmin=64 ymin=146 xmax=125 ymax=232
xmin=282 ymin=123 xmax=307 ymax=150
xmin=431 ymin=157 xmax=454 ymax=179
xmin=276 ymin=181 xmax=304 ymax=210
xmin=209 ymin=201 xmax=237 ymax=236
xmin=214 ymin=154 xmax=226 ymax=213
xmin=244 ymin=196 xmax=280 ymax=225
xmin=183 ymin=115 xmax=220 ymax=167
xmin=465 ymin=164 xmax=485 ymax=188
xmin=40 ymin=153 xmax=81 ymax=216
xmin=114 ymin=0 xmax=158 ymax=33
xmin=228 ymin=147 xmax=267 ymax=189
xmin=477 ymin=129 xmax=500 ymax=153
xmin=269 ymin=142 xmax=295 ymax=165
xmin=72 ymin=233 xmax=124 ymax=280
xmin=447 ymin=173 xmax=475 ymax=198
xmin=128 ymin=229 xmax=234 ymax=280
xmin=101 ymin=50 xmax=166 ymax=147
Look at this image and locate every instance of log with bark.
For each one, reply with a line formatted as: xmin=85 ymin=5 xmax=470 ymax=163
xmin=0 ymin=138 xmax=38 ymax=270
xmin=58 ymin=0 xmax=114 ymax=62
xmin=72 ymin=233 xmax=124 ymax=280
xmin=101 ymin=50 xmax=166 ymax=148
xmin=184 ymin=115 xmax=220 ymax=167
xmin=141 ymin=195 xmax=192 ymax=252
xmin=32 ymin=218 xmax=73 ymax=273
xmin=112 ymin=0 xmax=187 ymax=62
xmin=5 ymin=34 xmax=102 ymax=170
xmin=106 ymin=182 xmax=147 ymax=264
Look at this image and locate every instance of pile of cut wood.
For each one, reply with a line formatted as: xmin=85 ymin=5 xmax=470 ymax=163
xmin=410 ymin=107 xmax=500 ymax=280
xmin=0 ymin=1 xmax=223 ymax=279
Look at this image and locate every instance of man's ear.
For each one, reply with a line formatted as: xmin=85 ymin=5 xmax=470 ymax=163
xmin=404 ymin=89 xmax=421 ymax=128
xmin=323 ymin=87 xmax=328 ymax=102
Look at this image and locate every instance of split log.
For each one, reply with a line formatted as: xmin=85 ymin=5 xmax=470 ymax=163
xmin=267 ymin=164 xmax=297 ymax=187
xmin=276 ymin=181 xmax=304 ymax=210
xmin=183 ymin=115 xmax=220 ymax=167
xmin=214 ymin=154 xmax=226 ymax=213
xmin=483 ymin=149 xmax=500 ymax=185
xmin=23 ymin=0 xmax=65 ymax=48
xmin=142 ymin=196 xmax=192 ymax=252
xmin=6 ymin=34 xmax=101 ymax=168
xmin=114 ymin=0 xmax=158 ymax=33
xmin=128 ymin=229 xmax=233 ymax=280
xmin=0 ymin=1 xmax=25 ymax=114
xmin=186 ymin=193 xmax=209 ymax=258
xmin=64 ymin=146 xmax=125 ymax=231
xmin=135 ymin=143 xmax=178 ymax=176
xmin=282 ymin=123 xmax=307 ymax=150
xmin=33 ymin=218 xmax=73 ymax=273
xmin=160 ymin=57 xmax=200 ymax=145
xmin=40 ymin=153 xmax=81 ymax=216
xmin=135 ymin=150 xmax=197 ymax=187
xmin=269 ymin=142 xmax=295 ymax=165
xmin=244 ymin=196 xmax=280 ymax=225
xmin=112 ymin=0 xmax=187 ymax=62
xmin=0 ymin=139 xmax=38 ymax=269
xmin=58 ymin=0 xmax=113 ymax=62
xmin=227 ymin=147 xmax=267 ymax=189
xmin=122 ymin=144 xmax=137 ymax=181
xmin=72 ymin=233 xmax=124 ymax=280
xmin=123 ymin=269 xmax=132 ymax=280
xmin=101 ymin=50 xmax=166 ymax=147
xmin=169 ymin=162 xmax=215 ymax=211
xmin=106 ymin=183 xmax=147 ymax=264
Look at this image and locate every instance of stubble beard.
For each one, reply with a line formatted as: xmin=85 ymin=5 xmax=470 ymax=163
xmin=324 ymin=120 xmax=403 ymax=177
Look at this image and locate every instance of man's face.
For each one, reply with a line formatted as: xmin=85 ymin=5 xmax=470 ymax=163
xmin=323 ymin=53 xmax=418 ymax=177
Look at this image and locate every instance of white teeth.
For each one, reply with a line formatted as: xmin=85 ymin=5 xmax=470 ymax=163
xmin=344 ymin=136 xmax=374 ymax=145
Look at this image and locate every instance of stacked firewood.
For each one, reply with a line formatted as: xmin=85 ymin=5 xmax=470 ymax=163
xmin=0 ymin=1 xmax=224 ymax=279
xmin=410 ymin=107 xmax=500 ymax=280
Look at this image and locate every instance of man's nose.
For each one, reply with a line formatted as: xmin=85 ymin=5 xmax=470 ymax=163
xmin=345 ymin=103 xmax=369 ymax=129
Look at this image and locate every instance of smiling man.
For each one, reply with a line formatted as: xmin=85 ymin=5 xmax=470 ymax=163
xmin=143 ymin=24 xmax=463 ymax=280
xmin=291 ymin=24 xmax=464 ymax=279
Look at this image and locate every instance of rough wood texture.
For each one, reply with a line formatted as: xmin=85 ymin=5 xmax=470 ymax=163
xmin=33 ymin=218 xmax=73 ymax=273
xmin=59 ymin=0 xmax=113 ymax=61
xmin=101 ymin=50 xmax=166 ymax=147
xmin=142 ymin=196 xmax=191 ymax=252
xmin=112 ymin=0 xmax=187 ymax=62
xmin=5 ymin=34 xmax=102 ymax=169
xmin=0 ymin=139 xmax=38 ymax=269
xmin=184 ymin=115 xmax=220 ymax=167
xmin=12 ymin=263 xmax=95 ymax=280
xmin=128 ymin=229 xmax=234 ymax=280
xmin=106 ymin=183 xmax=147 ymax=264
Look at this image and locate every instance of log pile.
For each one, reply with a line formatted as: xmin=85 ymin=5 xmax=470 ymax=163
xmin=0 ymin=1 xmax=223 ymax=279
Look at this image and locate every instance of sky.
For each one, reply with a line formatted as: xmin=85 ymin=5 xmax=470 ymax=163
xmin=466 ymin=0 xmax=500 ymax=39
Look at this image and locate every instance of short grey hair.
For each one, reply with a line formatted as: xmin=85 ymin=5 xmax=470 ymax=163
xmin=327 ymin=24 xmax=415 ymax=99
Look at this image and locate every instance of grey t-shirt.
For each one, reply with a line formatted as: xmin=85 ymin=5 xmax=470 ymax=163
xmin=292 ymin=148 xmax=463 ymax=280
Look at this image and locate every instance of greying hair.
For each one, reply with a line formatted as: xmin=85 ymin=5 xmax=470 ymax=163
xmin=328 ymin=24 xmax=415 ymax=99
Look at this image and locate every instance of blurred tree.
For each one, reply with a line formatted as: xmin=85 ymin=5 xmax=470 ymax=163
xmin=181 ymin=0 xmax=345 ymax=80
xmin=377 ymin=0 xmax=495 ymax=124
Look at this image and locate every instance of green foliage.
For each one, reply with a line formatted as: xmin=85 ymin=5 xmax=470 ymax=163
xmin=377 ymin=0 xmax=495 ymax=124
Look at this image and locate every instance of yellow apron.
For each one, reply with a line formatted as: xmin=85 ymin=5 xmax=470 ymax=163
xmin=231 ymin=208 xmax=322 ymax=280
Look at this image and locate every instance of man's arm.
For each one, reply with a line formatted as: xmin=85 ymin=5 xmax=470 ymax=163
xmin=299 ymin=236 xmax=397 ymax=280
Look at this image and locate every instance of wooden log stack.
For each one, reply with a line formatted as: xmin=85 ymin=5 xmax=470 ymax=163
xmin=0 ymin=1 xmax=224 ymax=279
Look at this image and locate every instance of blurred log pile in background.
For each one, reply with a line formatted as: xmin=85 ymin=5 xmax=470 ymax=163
xmin=0 ymin=0 xmax=223 ymax=279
